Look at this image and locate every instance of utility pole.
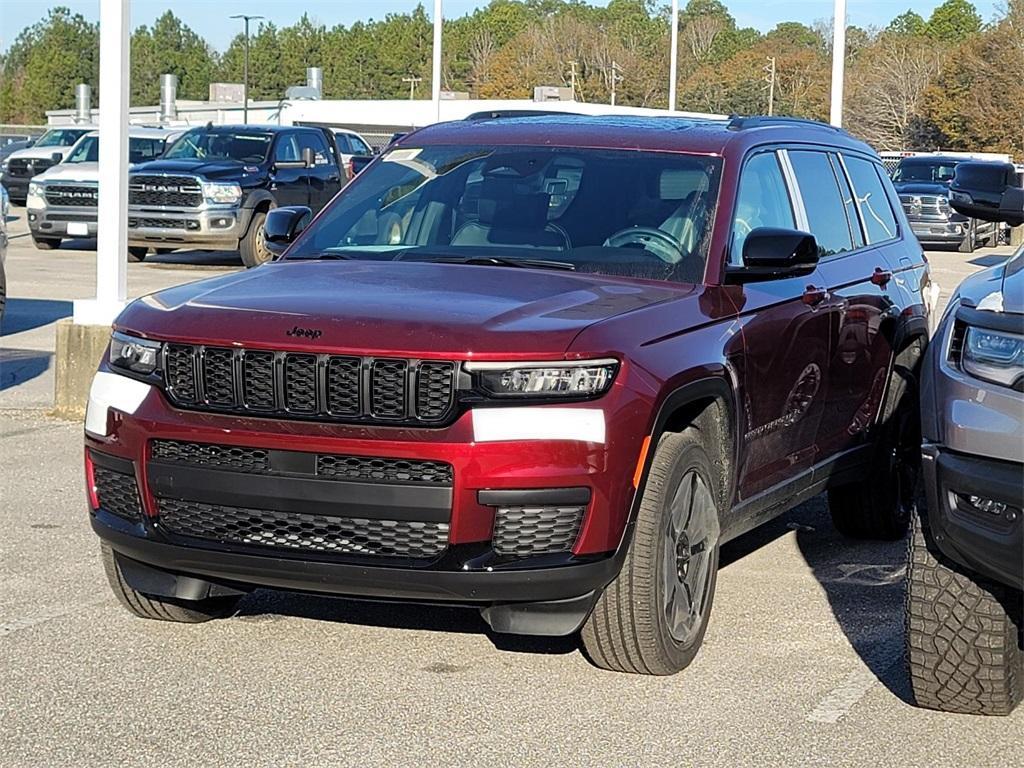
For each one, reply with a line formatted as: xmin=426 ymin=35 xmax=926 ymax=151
xmin=230 ymin=14 xmax=264 ymax=124
xmin=609 ymin=61 xmax=623 ymax=107
xmin=764 ymin=56 xmax=776 ymax=116
xmin=668 ymin=0 xmax=679 ymax=112
xmin=431 ymin=0 xmax=443 ymax=121
xmin=568 ymin=60 xmax=578 ymax=101
xmin=402 ymin=75 xmax=421 ymax=100
xmin=830 ymin=0 xmax=847 ymax=127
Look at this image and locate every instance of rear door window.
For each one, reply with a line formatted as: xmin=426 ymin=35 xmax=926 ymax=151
xmin=787 ymin=150 xmax=854 ymax=257
xmin=843 ymin=156 xmax=899 ymax=244
xmin=731 ymin=151 xmax=795 ymax=265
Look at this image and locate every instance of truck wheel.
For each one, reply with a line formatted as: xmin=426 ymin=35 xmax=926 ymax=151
xmin=127 ymin=247 xmax=148 ymax=262
xmin=31 ymin=235 xmax=61 ymax=250
xmin=958 ymin=221 xmax=976 ymax=254
xmin=581 ymin=428 xmax=721 ymax=675
xmin=906 ymin=510 xmax=1022 ymax=715
xmin=239 ymin=210 xmax=272 ymax=268
xmin=100 ymin=543 xmax=240 ymax=623
xmin=828 ymin=362 xmax=919 ymax=540
xmin=155 ymin=248 xmax=176 ymax=255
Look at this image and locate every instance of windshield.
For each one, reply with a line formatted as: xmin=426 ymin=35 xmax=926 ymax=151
xmin=65 ymin=136 xmax=167 ymax=164
xmin=892 ymin=161 xmax=959 ymax=184
xmin=286 ymin=144 xmax=722 ymax=284
xmin=164 ymin=129 xmax=272 ymax=163
xmin=35 ymin=129 xmax=90 ymax=148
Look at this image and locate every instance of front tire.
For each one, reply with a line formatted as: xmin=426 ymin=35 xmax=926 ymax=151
xmin=31 ymin=235 xmax=61 ymax=250
xmin=101 ymin=543 xmax=240 ymax=623
xmin=958 ymin=220 xmax=976 ymax=254
xmin=906 ymin=510 xmax=1022 ymax=715
xmin=239 ymin=210 xmax=272 ymax=268
xmin=581 ymin=428 xmax=721 ymax=675
xmin=127 ymin=247 xmax=148 ymax=262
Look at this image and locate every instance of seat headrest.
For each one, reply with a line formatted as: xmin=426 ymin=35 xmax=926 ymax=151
xmin=477 ymin=178 xmax=551 ymax=229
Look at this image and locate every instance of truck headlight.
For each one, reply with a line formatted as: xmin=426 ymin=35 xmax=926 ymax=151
xmin=109 ymin=331 xmax=162 ymax=375
xmin=202 ymin=182 xmax=242 ymax=205
xmin=961 ymin=326 xmax=1023 ymax=390
xmin=466 ymin=359 xmax=618 ymax=398
xmin=0 ymin=159 xmax=8 ymax=174
xmin=26 ymin=181 xmax=46 ymax=209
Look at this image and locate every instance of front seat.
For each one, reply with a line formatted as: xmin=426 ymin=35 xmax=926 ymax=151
xmin=451 ymin=179 xmax=569 ymax=251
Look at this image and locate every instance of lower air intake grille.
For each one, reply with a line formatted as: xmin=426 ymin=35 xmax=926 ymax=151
xmin=151 ymin=440 xmax=270 ymax=473
xmin=156 ymin=498 xmax=449 ymax=559
xmin=491 ymin=505 xmax=584 ymax=557
xmin=93 ymin=465 xmax=143 ymax=522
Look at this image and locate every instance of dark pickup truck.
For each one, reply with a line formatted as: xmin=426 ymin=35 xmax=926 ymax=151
xmin=126 ymin=124 xmax=343 ymax=266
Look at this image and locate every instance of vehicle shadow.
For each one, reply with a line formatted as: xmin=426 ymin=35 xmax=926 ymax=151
xmin=146 ymin=249 xmax=241 ymax=268
xmin=235 ymin=589 xmax=579 ymax=656
xmin=968 ymin=252 xmax=1012 ymax=268
xmin=0 ymin=347 xmax=53 ymax=390
xmin=1 ymin=298 xmax=73 ymax=335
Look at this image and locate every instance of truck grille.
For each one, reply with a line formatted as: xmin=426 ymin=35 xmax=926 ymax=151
xmin=150 ymin=438 xmax=454 ymax=486
xmin=156 ymin=497 xmax=450 ymax=559
xmin=129 ymin=174 xmax=203 ymax=207
xmin=128 ymin=217 xmax=192 ymax=229
xmin=7 ymin=157 xmax=56 ymax=178
xmin=44 ymin=184 xmax=98 ymax=207
xmin=899 ymin=194 xmax=946 ymax=218
xmin=161 ymin=344 xmax=458 ymax=425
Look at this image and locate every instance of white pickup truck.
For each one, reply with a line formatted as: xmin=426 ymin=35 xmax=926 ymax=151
xmin=0 ymin=126 xmax=96 ymax=204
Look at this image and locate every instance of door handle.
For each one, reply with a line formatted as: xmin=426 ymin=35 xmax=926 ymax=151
xmin=870 ymin=267 xmax=893 ymax=287
xmin=802 ymin=285 xmax=829 ymax=307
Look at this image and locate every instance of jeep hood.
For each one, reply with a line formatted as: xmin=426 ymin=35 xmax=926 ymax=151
xmin=35 ymin=162 xmax=99 ymax=184
xmin=116 ymin=261 xmax=690 ymax=356
xmin=955 ymin=247 xmax=1023 ymax=316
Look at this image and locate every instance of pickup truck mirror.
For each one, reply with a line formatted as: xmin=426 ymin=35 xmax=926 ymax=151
xmin=949 ymin=161 xmax=1024 ymax=227
xmin=51 ymin=152 xmax=63 ymax=163
xmin=302 ymin=147 xmax=315 ymax=168
xmin=725 ymin=227 xmax=819 ymax=283
xmin=264 ymin=206 xmax=312 ymax=256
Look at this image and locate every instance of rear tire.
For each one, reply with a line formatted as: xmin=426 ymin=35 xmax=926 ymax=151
xmin=581 ymin=428 xmax=721 ymax=675
xmin=31 ymin=235 xmax=61 ymax=250
xmin=829 ymin=360 xmax=920 ymax=540
xmin=906 ymin=510 xmax=1022 ymax=715
xmin=101 ymin=543 xmax=240 ymax=623
xmin=239 ymin=210 xmax=271 ymax=268
xmin=958 ymin=221 xmax=976 ymax=253
xmin=127 ymin=247 xmax=148 ymax=262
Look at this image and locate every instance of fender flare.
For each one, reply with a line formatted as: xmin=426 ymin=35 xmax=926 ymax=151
xmin=240 ymin=189 xmax=277 ymax=211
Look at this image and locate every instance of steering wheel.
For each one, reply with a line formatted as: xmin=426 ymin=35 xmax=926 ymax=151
xmin=603 ymin=226 xmax=684 ymax=264
xmin=734 ymin=218 xmax=753 ymax=238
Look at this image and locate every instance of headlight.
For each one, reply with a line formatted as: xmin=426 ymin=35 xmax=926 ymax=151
xmin=466 ymin=359 xmax=618 ymax=398
xmin=109 ymin=331 xmax=162 ymax=375
xmin=961 ymin=326 xmax=1023 ymax=389
xmin=0 ymin=159 xmax=8 ymax=173
xmin=26 ymin=181 xmax=45 ymax=208
xmin=28 ymin=181 xmax=42 ymax=195
xmin=202 ymin=182 xmax=242 ymax=205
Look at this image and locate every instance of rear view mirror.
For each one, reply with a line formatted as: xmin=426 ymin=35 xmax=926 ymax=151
xmin=302 ymin=147 xmax=315 ymax=168
xmin=264 ymin=206 xmax=312 ymax=256
xmin=52 ymin=152 xmax=63 ymax=163
xmin=949 ymin=162 xmax=1024 ymax=227
xmin=726 ymin=227 xmax=819 ymax=283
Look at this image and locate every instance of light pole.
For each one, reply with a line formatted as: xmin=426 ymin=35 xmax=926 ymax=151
xmin=230 ymin=14 xmax=264 ymax=124
xmin=668 ymin=0 xmax=678 ymax=112
xmin=431 ymin=0 xmax=443 ymax=121
xmin=830 ymin=0 xmax=846 ymax=127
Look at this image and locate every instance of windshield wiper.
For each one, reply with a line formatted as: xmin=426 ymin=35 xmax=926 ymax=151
xmin=291 ymin=251 xmax=352 ymax=260
xmin=428 ymin=256 xmax=575 ymax=271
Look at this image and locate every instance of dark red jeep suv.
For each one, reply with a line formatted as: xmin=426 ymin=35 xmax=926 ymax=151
xmin=86 ymin=115 xmax=934 ymax=675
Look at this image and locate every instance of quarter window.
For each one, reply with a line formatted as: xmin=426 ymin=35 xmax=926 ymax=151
xmin=731 ymin=152 xmax=795 ymax=265
xmin=788 ymin=150 xmax=854 ymax=257
xmin=843 ymin=156 xmax=898 ymax=244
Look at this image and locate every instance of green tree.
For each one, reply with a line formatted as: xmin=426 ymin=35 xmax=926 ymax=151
xmin=887 ymin=10 xmax=927 ymax=36
xmin=926 ymin=0 xmax=982 ymax=42
xmin=131 ymin=12 xmax=216 ymax=106
xmin=0 ymin=7 xmax=98 ymax=123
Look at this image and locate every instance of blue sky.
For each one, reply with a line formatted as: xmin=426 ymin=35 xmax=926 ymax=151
xmin=0 ymin=1 xmax=1004 ymax=53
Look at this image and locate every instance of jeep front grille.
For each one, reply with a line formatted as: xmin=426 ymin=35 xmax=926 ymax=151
xmin=44 ymin=184 xmax=98 ymax=207
xmin=491 ymin=505 xmax=584 ymax=557
xmin=156 ymin=497 xmax=450 ymax=559
xmin=161 ymin=344 xmax=457 ymax=425
xmin=129 ymin=174 xmax=203 ymax=208
xmin=93 ymin=465 xmax=143 ymax=522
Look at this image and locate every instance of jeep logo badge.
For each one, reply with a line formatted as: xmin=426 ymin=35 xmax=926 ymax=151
xmin=286 ymin=326 xmax=323 ymax=340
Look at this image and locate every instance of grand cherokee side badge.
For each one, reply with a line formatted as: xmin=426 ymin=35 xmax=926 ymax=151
xmin=286 ymin=326 xmax=323 ymax=340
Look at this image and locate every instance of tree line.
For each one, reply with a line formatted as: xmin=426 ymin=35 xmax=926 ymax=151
xmin=1 ymin=0 xmax=1021 ymax=155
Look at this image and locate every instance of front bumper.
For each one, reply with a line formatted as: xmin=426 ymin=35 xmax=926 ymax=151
xmin=85 ymin=370 xmax=645 ymax=633
xmin=28 ymin=206 xmax=97 ymax=238
xmin=909 ymin=218 xmax=966 ymax=243
xmin=921 ymin=444 xmax=1023 ymax=590
xmin=126 ymin=205 xmax=253 ymax=250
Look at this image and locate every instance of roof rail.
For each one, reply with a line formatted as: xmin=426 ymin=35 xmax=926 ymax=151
xmin=464 ymin=109 xmax=582 ymax=121
xmin=726 ymin=115 xmax=844 ymax=133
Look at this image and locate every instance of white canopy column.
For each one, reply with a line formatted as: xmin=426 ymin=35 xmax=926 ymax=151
xmin=73 ymin=0 xmax=130 ymax=326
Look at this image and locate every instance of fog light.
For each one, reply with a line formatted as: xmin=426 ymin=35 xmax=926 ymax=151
xmin=186 ymin=220 xmax=201 ymax=231
xmin=210 ymin=217 xmax=233 ymax=229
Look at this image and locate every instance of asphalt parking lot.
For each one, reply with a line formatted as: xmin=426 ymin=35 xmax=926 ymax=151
xmin=1 ymin=207 xmax=1021 ymax=767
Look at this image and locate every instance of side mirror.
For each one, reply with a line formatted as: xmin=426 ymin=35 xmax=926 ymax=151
xmin=302 ymin=146 xmax=315 ymax=168
xmin=52 ymin=152 xmax=63 ymax=163
xmin=726 ymin=227 xmax=819 ymax=283
xmin=264 ymin=206 xmax=312 ymax=256
xmin=949 ymin=161 xmax=1024 ymax=227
